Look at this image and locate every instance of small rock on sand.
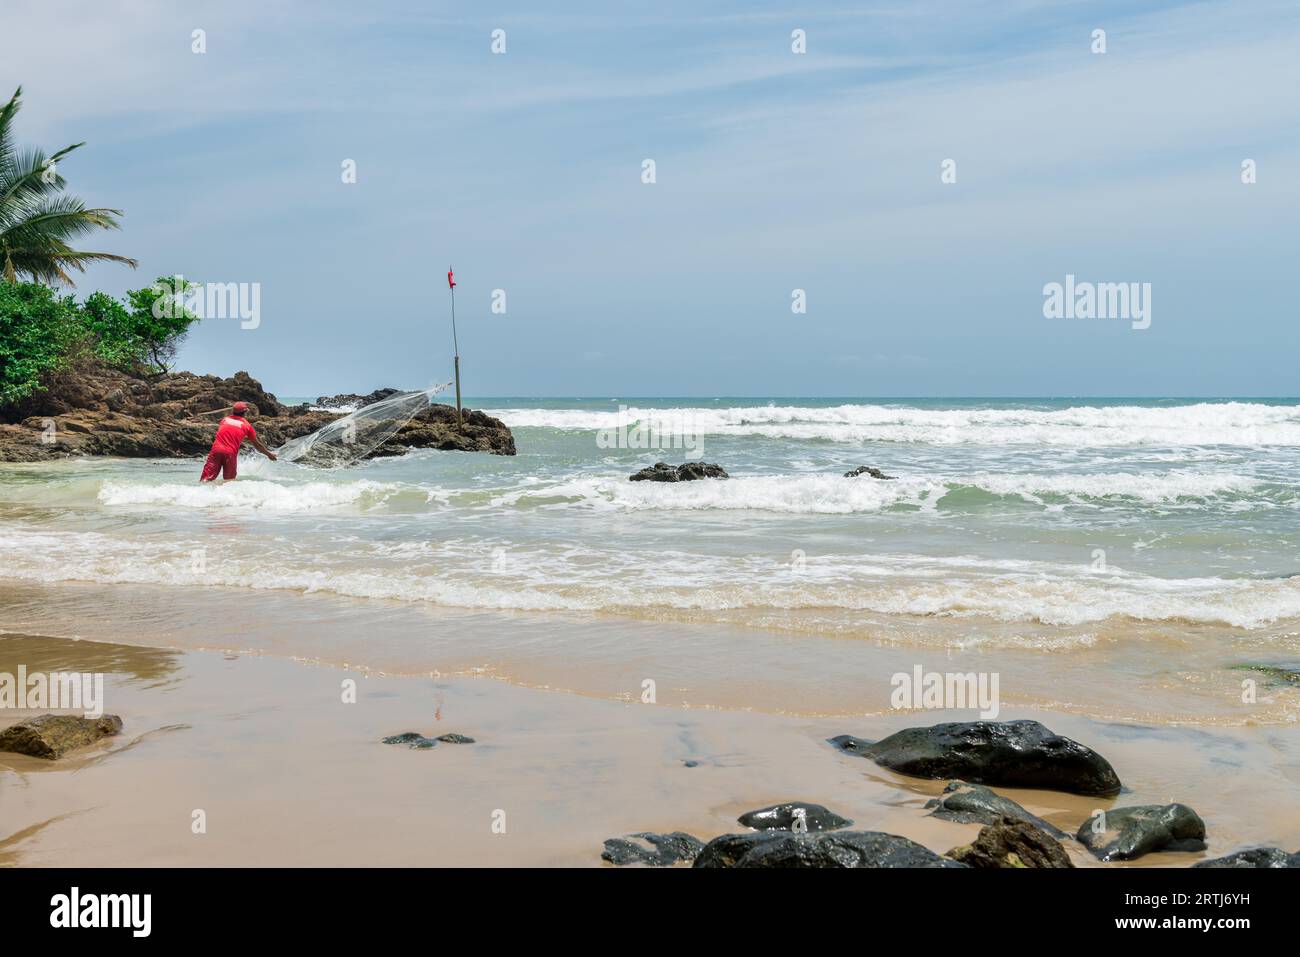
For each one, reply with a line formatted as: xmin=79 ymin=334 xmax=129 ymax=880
xmin=693 ymin=831 xmax=965 ymax=868
xmin=1193 ymin=847 xmax=1300 ymax=868
xmin=1076 ymin=804 xmax=1207 ymax=862
xmin=737 ymin=801 xmax=852 ymax=832
xmin=0 ymin=714 xmax=123 ymax=759
xmin=382 ymin=731 xmax=476 ymax=749
xmin=925 ymin=781 xmax=1068 ymax=839
xmin=945 ymin=818 xmax=1074 ymax=868
xmin=602 ymin=832 xmax=704 ymax=866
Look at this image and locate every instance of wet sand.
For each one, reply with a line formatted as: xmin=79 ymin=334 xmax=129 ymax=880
xmin=2 ymin=630 xmax=1298 ymax=867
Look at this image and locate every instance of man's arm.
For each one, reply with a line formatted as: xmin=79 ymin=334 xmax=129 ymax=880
xmin=249 ymin=435 xmax=277 ymax=461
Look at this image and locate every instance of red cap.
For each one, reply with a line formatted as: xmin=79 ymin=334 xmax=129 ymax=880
xmin=232 ymin=401 xmax=248 ymax=413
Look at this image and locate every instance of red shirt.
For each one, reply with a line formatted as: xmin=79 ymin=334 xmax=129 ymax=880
xmin=211 ymin=416 xmax=256 ymax=456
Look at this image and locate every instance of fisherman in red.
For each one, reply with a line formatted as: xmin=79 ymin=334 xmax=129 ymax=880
xmin=199 ymin=401 xmax=277 ymax=481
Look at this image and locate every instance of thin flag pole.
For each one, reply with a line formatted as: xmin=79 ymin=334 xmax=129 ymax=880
xmin=448 ymin=265 xmax=462 ymax=427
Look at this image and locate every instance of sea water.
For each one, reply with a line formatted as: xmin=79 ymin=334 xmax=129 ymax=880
xmin=1 ymin=397 xmax=1298 ymax=723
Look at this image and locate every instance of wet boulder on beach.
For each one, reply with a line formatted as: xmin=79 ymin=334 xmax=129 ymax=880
xmin=0 ymin=714 xmax=123 ymax=759
xmin=694 ymin=830 xmax=965 ymax=868
xmin=628 ymin=461 xmax=729 ymax=482
xmin=1192 ymin=847 xmax=1300 ymax=868
xmin=737 ymin=801 xmax=853 ymax=832
xmin=829 ymin=720 xmax=1122 ymax=797
xmin=601 ymin=832 xmax=705 ymax=866
xmin=1077 ymin=804 xmax=1206 ymax=862
xmin=925 ymin=781 xmax=1069 ymax=839
xmin=945 ymin=817 xmax=1074 ymax=869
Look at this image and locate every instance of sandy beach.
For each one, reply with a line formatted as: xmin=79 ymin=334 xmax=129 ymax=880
xmin=4 ymin=607 xmax=1298 ymax=867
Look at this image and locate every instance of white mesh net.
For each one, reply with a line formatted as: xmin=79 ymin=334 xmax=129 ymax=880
xmin=274 ymin=381 xmax=453 ymax=468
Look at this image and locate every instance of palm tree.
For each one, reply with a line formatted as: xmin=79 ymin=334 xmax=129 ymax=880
xmin=0 ymin=86 xmax=137 ymax=285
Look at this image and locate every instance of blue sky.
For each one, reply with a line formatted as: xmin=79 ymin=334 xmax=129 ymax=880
xmin=4 ymin=0 xmax=1298 ymax=396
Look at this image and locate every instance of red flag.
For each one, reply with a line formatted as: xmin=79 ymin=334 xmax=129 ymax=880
xmin=447 ymin=266 xmax=456 ymax=290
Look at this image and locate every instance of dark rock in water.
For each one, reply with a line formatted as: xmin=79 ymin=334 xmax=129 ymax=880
xmin=737 ymin=801 xmax=853 ymax=832
xmin=843 ymin=465 xmax=896 ymax=480
xmin=683 ymin=760 xmax=699 ymax=768
xmin=0 ymin=363 xmax=516 ymax=461
xmin=946 ymin=818 xmax=1074 ymax=868
xmin=829 ymin=720 xmax=1122 ymax=796
xmin=1193 ymin=847 xmax=1300 ymax=869
xmin=0 ymin=714 xmax=123 ymax=759
xmin=925 ymin=781 xmax=1068 ymax=839
xmin=601 ymin=832 xmax=704 ymax=866
xmin=1077 ymin=804 xmax=1206 ymax=861
xmin=1229 ymin=663 xmax=1300 ymax=687
xmin=695 ymin=830 xmax=964 ymax=869
xmin=314 ymin=388 xmax=401 ymax=411
xmin=628 ymin=461 xmax=729 ymax=482
xmin=435 ymin=733 xmax=475 ymax=744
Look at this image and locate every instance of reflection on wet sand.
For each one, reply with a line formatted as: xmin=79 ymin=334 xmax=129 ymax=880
xmin=0 ymin=632 xmax=182 ymax=688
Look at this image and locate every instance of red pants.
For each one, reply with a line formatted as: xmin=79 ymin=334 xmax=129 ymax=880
xmin=200 ymin=450 xmax=238 ymax=481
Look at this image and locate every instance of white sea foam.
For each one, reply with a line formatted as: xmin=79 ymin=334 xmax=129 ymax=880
xmin=79 ymin=469 xmax=1278 ymax=516
xmin=2 ymin=526 xmax=1299 ymax=630
xmin=489 ymin=401 xmax=1300 ymax=446
xmin=96 ymin=479 xmax=402 ymax=512
xmin=502 ymin=471 xmax=1273 ymax=514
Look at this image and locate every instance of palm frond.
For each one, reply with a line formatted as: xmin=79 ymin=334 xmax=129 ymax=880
xmin=0 ymin=87 xmax=21 ymax=174
xmin=0 ymin=86 xmax=134 ymax=286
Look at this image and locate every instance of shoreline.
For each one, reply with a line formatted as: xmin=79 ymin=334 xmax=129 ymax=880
xmin=2 ymin=577 xmax=1296 ymax=727
xmin=3 ymin=626 xmax=1298 ymax=867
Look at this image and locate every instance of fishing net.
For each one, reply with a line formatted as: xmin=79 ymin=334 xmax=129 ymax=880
xmin=275 ymin=381 xmax=453 ymax=468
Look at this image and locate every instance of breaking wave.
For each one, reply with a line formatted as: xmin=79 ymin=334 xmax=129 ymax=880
xmin=490 ymin=401 xmax=1300 ymax=447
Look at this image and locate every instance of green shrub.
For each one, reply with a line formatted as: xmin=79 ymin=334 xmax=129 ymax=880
xmin=122 ymin=276 xmax=201 ymax=372
xmin=79 ymin=290 xmax=139 ymax=369
xmin=0 ymin=281 xmax=80 ymax=405
xmin=0 ymin=276 xmax=203 ymax=409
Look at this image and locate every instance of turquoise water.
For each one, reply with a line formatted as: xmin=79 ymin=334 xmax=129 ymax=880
xmin=2 ymin=397 xmax=1299 ymax=657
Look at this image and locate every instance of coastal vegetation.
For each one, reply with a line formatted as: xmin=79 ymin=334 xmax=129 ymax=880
xmin=0 ymin=86 xmax=136 ymax=284
xmin=0 ymin=278 xmax=201 ymax=405
xmin=0 ymin=85 xmax=197 ymax=405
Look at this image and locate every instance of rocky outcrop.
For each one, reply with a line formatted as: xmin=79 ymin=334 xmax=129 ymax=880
xmin=1193 ymin=847 xmax=1300 ymax=868
xmin=737 ymin=802 xmax=852 ymax=832
xmin=829 ymin=720 xmax=1122 ymax=796
xmin=843 ymin=465 xmax=895 ymax=479
xmin=629 ymin=461 xmax=728 ymax=482
xmin=945 ymin=818 xmax=1074 ymax=868
xmin=0 ymin=714 xmax=123 ymax=759
xmin=601 ymin=832 xmax=705 ymax=866
xmin=314 ymin=388 xmax=401 ymax=411
xmin=924 ymin=781 xmax=1068 ymax=839
xmin=1076 ymin=804 xmax=1207 ymax=862
xmin=694 ymin=830 xmax=964 ymax=868
xmin=0 ymin=363 xmax=514 ymax=460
